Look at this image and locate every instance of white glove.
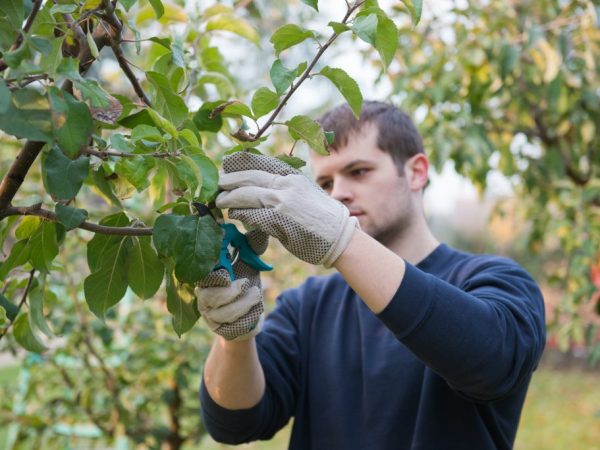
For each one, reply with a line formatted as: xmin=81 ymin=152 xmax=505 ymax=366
xmin=216 ymin=152 xmax=358 ymax=267
xmin=195 ymin=229 xmax=268 ymax=341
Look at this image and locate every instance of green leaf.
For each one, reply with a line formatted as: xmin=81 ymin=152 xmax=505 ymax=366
xmin=14 ymin=313 xmax=47 ymax=353
xmin=87 ymin=213 xmax=130 ymax=272
xmin=29 ymin=275 xmax=54 ymax=337
xmin=0 ymin=303 xmax=6 ymax=326
xmin=44 ymin=147 xmax=90 ymax=201
xmin=190 ymin=154 xmax=219 ymax=202
xmin=221 ymin=102 xmax=254 ymax=118
xmin=48 ymin=87 xmax=94 ymax=158
xmin=148 ymin=0 xmax=164 ymax=19
xmin=0 ymin=0 xmax=24 ymax=32
xmin=148 ymin=108 xmax=179 ymax=137
xmin=192 ymin=107 xmax=223 ymax=132
xmin=0 ymin=239 xmax=31 ymax=279
xmin=15 ymin=216 xmax=42 ymax=240
xmin=126 ymin=236 xmax=164 ymax=299
xmin=251 ymin=87 xmax=280 ymax=119
xmin=0 ymin=293 xmax=19 ymax=322
xmin=206 ymin=14 xmax=260 ymax=45
xmin=115 ymin=156 xmax=156 ymax=192
xmin=270 ymin=59 xmax=296 ymax=95
xmin=55 ymin=204 xmax=88 ymax=230
xmin=165 ymin=264 xmax=199 ymax=337
xmin=172 ymin=216 xmax=221 ymax=284
xmin=270 ymin=24 xmax=315 ymax=56
xmin=29 ymin=221 xmax=58 ymax=273
xmin=300 ymin=0 xmax=319 ymax=11
xmin=120 ymin=0 xmax=136 ymax=11
xmin=400 ymin=0 xmax=423 ymax=25
xmin=0 ymin=79 xmax=10 ymax=114
xmin=0 ymin=88 xmax=52 ymax=142
xmin=352 ymin=14 xmax=378 ymax=46
xmin=84 ymin=236 xmax=130 ymax=320
xmin=74 ymin=79 xmax=112 ymax=108
xmin=146 ymin=71 xmax=189 ymax=126
xmin=49 ymin=3 xmax=77 ymax=14
xmin=329 ymin=21 xmax=350 ymax=35
xmin=276 ymin=155 xmax=306 ymax=169
xmin=153 ymin=213 xmax=186 ymax=258
xmin=118 ymin=109 xmax=155 ymax=129
xmin=375 ymin=14 xmax=398 ymax=68
xmin=318 ymin=67 xmax=363 ymax=118
xmin=285 ymin=115 xmax=328 ymax=155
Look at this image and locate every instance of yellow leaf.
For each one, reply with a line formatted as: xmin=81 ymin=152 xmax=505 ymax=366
xmin=83 ymin=0 xmax=103 ymax=10
xmin=533 ymin=40 xmax=561 ymax=84
xmin=136 ymin=3 xmax=187 ymax=25
xmin=581 ymin=121 xmax=595 ymax=144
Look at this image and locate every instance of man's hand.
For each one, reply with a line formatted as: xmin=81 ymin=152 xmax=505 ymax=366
xmin=216 ymin=152 xmax=358 ymax=267
xmin=195 ymin=229 xmax=268 ymax=341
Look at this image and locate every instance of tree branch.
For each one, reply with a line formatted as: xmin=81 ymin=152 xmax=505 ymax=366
xmin=0 ymin=141 xmax=46 ymax=214
xmin=1 ymin=206 xmax=153 ymax=236
xmin=250 ymin=1 xmax=365 ymax=141
xmin=166 ymin=377 xmax=186 ymax=450
xmin=0 ymin=270 xmax=36 ymax=342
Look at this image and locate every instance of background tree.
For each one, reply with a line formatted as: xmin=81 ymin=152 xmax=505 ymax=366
xmin=376 ymin=0 xmax=599 ymax=353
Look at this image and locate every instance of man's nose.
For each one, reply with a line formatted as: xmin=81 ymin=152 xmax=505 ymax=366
xmin=330 ymin=179 xmax=354 ymax=204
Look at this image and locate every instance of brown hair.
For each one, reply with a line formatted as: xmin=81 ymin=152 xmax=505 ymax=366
xmin=317 ymin=101 xmax=425 ymax=171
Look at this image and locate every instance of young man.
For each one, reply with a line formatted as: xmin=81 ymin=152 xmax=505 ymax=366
xmin=196 ymin=101 xmax=546 ymax=449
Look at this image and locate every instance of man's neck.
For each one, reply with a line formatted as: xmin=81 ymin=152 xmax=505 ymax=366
xmin=387 ymin=221 xmax=440 ymax=266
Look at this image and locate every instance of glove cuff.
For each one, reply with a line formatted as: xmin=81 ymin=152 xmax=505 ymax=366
xmin=321 ymin=210 xmax=360 ymax=268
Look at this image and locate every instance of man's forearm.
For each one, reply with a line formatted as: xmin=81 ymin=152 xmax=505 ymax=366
xmin=333 ymin=229 xmax=406 ymax=314
xmin=203 ymin=337 xmax=266 ymax=410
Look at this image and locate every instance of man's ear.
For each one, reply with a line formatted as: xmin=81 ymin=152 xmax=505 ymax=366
xmin=404 ymin=154 xmax=429 ymax=191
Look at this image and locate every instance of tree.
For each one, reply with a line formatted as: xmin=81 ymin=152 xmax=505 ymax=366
xmin=0 ymin=0 xmax=420 ymax=447
xmin=379 ymin=0 xmax=599 ymax=352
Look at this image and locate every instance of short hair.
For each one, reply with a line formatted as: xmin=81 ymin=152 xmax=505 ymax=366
xmin=317 ymin=101 xmax=424 ymax=170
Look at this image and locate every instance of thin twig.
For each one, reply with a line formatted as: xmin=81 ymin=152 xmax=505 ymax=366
xmin=0 ymin=270 xmax=36 ymax=342
xmin=110 ymin=41 xmax=152 ymax=106
xmin=1 ymin=206 xmax=153 ymax=236
xmin=82 ymin=148 xmax=178 ymax=159
xmin=252 ymin=1 xmax=364 ymax=141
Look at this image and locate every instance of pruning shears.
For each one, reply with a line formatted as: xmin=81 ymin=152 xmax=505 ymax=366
xmin=192 ymin=202 xmax=273 ymax=280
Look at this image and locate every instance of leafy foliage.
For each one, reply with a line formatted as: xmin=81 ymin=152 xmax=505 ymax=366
xmin=385 ymin=0 xmax=600 ymax=348
xmin=0 ymin=0 xmax=412 ymax=447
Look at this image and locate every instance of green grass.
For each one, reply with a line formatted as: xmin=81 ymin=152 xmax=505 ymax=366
xmin=515 ymin=368 xmax=600 ymax=450
xmin=1 ymin=365 xmax=598 ymax=449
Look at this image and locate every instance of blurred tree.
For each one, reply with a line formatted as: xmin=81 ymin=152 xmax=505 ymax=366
xmin=377 ymin=0 xmax=600 ymax=350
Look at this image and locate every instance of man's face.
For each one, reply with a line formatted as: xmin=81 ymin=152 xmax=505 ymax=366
xmin=309 ymin=124 xmax=419 ymax=246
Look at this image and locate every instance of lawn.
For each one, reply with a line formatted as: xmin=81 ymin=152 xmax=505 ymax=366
xmin=1 ymin=364 xmax=599 ymax=449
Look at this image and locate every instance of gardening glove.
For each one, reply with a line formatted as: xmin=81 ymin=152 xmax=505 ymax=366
xmin=216 ymin=152 xmax=359 ymax=267
xmin=195 ymin=229 xmax=268 ymax=341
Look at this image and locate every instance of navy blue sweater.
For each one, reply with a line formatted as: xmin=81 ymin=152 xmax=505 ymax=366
xmin=201 ymin=244 xmax=546 ymax=449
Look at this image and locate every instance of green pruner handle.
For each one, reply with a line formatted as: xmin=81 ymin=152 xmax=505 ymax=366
xmin=216 ymin=223 xmax=273 ymax=280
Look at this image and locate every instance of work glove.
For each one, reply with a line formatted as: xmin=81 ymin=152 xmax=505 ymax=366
xmin=195 ymin=229 xmax=268 ymax=341
xmin=216 ymin=152 xmax=358 ymax=267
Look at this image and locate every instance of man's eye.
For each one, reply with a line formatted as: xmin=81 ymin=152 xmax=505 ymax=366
xmin=320 ymin=181 xmax=333 ymax=191
xmin=352 ymin=168 xmax=368 ymax=177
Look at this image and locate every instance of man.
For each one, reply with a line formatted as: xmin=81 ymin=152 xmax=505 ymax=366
xmin=195 ymin=101 xmax=546 ymax=449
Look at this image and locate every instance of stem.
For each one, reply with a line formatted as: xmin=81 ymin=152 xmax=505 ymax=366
xmin=1 ymin=206 xmax=154 ymax=236
xmin=252 ymin=1 xmax=364 ymax=141
xmin=0 ymin=270 xmax=36 ymax=342
xmin=110 ymin=41 xmax=152 ymax=106
xmin=82 ymin=148 xmax=177 ymax=159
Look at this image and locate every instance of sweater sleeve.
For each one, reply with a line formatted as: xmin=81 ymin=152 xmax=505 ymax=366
xmin=377 ymin=258 xmax=546 ymax=402
xmin=200 ymin=289 xmax=302 ymax=444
